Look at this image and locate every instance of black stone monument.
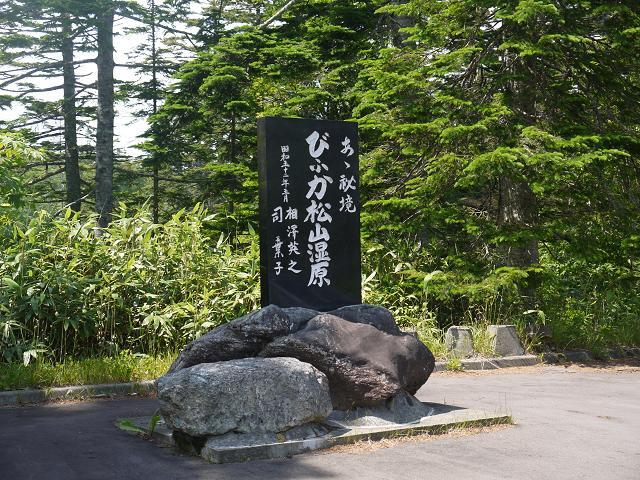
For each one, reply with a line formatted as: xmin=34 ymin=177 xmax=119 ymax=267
xmin=258 ymin=116 xmax=361 ymax=311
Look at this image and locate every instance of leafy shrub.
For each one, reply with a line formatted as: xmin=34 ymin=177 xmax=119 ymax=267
xmin=540 ymin=259 xmax=640 ymax=352
xmin=362 ymin=234 xmax=640 ymax=357
xmin=361 ymin=235 xmax=527 ymax=357
xmin=0 ymin=205 xmax=260 ymax=363
xmin=1 ymin=203 xmax=637 ymax=367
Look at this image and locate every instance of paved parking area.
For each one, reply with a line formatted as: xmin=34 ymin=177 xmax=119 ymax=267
xmin=1 ymin=364 xmax=638 ymax=480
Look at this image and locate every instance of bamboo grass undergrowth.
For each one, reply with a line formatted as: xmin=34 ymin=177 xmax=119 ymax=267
xmin=0 ymin=352 xmax=175 ymax=391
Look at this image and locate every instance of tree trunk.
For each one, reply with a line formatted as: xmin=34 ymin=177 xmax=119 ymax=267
xmin=498 ymin=176 xmax=538 ymax=266
xmin=389 ymin=0 xmax=412 ymax=47
xmin=498 ymin=32 xmax=540 ymax=303
xmin=95 ymin=2 xmax=115 ymax=228
xmin=150 ymin=0 xmax=159 ymax=223
xmin=498 ymin=176 xmax=539 ymax=303
xmin=61 ymin=15 xmax=81 ymax=211
xmin=230 ymin=110 xmax=236 ymax=162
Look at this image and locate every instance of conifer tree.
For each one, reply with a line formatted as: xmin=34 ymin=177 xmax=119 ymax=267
xmin=121 ymin=0 xmax=197 ymax=222
xmin=0 ymin=0 xmax=96 ymax=210
xmin=355 ymin=0 xmax=640 ymax=306
xmin=150 ymin=0 xmax=388 ymax=224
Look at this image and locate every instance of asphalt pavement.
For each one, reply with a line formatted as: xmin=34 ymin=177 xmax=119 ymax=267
xmin=1 ymin=364 xmax=638 ymax=480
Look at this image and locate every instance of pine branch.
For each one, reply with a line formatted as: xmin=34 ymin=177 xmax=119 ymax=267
xmin=28 ymin=167 xmax=65 ymax=185
xmin=114 ymin=166 xmax=209 ymax=184
xmin=24 ymin=161 xmax=65 ymax=168
xmin=0 ymin=58 xmax=96 ymax=89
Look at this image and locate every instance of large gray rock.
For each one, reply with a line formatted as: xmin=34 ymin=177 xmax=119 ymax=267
xmin=168 ymin=304 xmax=290 ymax=373
xmin=328 ymin=304 xmax=402 ymax=336
xmin=260 ymin=314 xmax=435 ymax=410
xmin=157 ymin=357 xmax=332 ymax=437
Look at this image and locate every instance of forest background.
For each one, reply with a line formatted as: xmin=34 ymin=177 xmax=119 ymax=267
xmin=1 ymin=0 xmax=639 ymax=387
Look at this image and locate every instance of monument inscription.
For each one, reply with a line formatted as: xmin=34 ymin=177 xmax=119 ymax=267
xmin=258 ymin=116 xmax=361 ymax=311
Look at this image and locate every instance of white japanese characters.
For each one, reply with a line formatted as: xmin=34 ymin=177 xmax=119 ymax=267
xmin=269 ymin=131 xmax=357 ymax=287
xmin=341 ymin=136 xmax=354 ymax=157
xmin=272 ymin=145 xmax=302 ymax=276
xmin=259 ymin=118 xmax=361 ymax=309
xmin=305 ymin=131 xmax=333 ymax=288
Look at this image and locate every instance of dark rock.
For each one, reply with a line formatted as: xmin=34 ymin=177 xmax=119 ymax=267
xmin=624 ymin=346 xmax=640 ymax=358
xmin=168 ymin=304 xmax=290 ymax=373
xmin=283 ymin=307 xmax=319 ymax=332
xmin=542 ymin=352 xmax=560 ymax=364
xmin=157 ymin=357 xmax=333 ymax=437
xmin=328 ymin=304 xmax=402 ymax=336
xmin=260 ymin=314 xmax=435 ymax=410
xmin=605 ymin=348 xmax=625 ymax=360
xmin=563 ymin=349 xmax=593 ymax=363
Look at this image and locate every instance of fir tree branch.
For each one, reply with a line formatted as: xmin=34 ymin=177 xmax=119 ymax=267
xmin=28 ymin=167 xmax=65 ymax=185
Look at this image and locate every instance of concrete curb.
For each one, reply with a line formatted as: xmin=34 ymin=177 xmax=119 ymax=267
xmin=0 ymin=354 xmax=542 ymax=407
xmin=0 ymin=380 xmax=155 ymax=407
xmin=434 ymin=354 xmax=541 ymax=372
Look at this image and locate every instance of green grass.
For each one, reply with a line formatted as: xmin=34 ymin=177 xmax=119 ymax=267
xmin=0 ymin=352 xmax=175 ymax=391
xmin=444 ymin=357 xmax=463 ymax=371
xmin=469 ymin=323 xmax=496 ymax=357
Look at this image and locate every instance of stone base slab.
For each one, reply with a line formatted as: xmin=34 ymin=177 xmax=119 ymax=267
xmin=121 ymin=403 xmax=512 ymax=464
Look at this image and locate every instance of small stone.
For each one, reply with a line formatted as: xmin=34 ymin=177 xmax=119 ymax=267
xmin=563 ymin=349 xmax=592 ymax=363
xmin=487 ymin=325 xmax=525 ymax=357
xmin=542 ymin=352 xmax=560 ymax=364
xmin=445 ymin=326 xmax=474 ymax=358
xmin=624 ymin=346 xmax=640 ymax=358
xmin=605 ymin=348 xmax=625 ymax=360
xmin=157 ymin=357 xmax=332 ymax=437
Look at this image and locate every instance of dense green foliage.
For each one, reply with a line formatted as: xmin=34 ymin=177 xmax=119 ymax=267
xmin=0 ymin=1 xmax=639 ymax=371
xmin=353 ymin=0 xmax=640 ymax=350
xmin=0 ymin=206 xmax=260 ymax=363
xmin=147 ymin=0 xmax=640 ymax=352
